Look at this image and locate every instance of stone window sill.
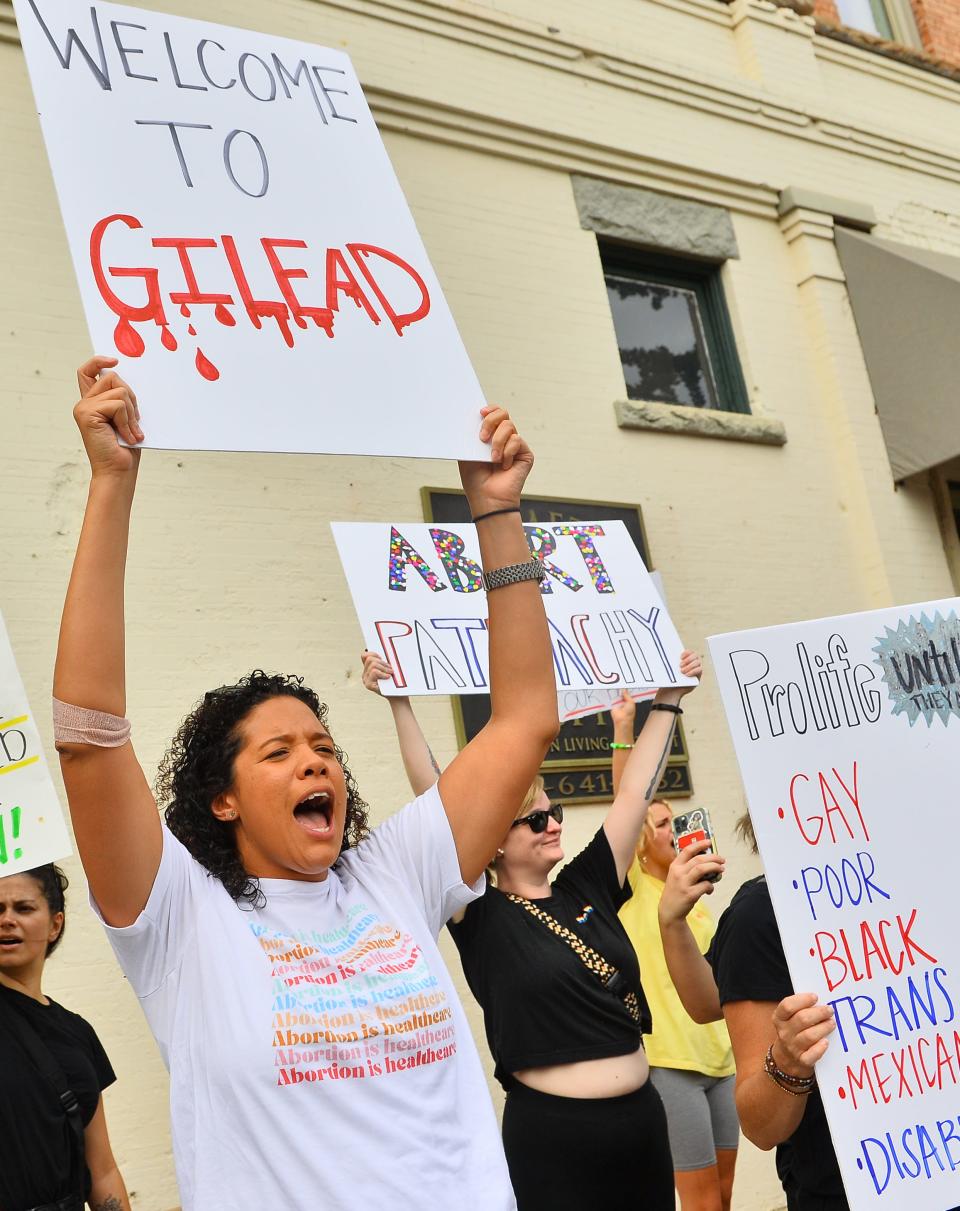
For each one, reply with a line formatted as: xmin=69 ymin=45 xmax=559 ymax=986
xmin=615 ymin=399 xmax=787 ymax=446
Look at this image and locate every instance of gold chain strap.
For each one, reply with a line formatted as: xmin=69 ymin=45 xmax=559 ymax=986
xmin=505 ymin=894 xmax=641 ymax=1025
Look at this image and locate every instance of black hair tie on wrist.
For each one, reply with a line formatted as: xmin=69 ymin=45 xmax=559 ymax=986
xmin=472 ymin=506 xmax=522 ymax=524
xmin=649 ymin=703 xmax=683 ymax=715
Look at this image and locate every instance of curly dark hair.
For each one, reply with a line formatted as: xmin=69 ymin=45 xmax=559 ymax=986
xmin=156 ymin=671 xmax=369 ymax=909
xmin=23 ymin=863 xmax=69 ymax=956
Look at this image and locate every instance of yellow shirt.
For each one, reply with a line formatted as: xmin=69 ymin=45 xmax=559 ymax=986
xmin=619 ymin=860 xmax=735 ymax=1077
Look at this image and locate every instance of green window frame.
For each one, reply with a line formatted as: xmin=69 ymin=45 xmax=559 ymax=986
xmin=601 ymin=245 xmax=750 ymax=415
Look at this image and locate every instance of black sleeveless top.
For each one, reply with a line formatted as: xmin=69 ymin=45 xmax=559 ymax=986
xmin=449 ymin=828 xmax=651 ymax=1089
xmin=0 ymin=982 xmax=115 ymax=1208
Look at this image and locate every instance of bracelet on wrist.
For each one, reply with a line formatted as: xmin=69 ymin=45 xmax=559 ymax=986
xmin=609 ymin=742 xmax=634 ymax=751
xmin=482 ymin=559 xmax=546 ymax=593
xmin=650 ymin=702 xmax=683 ymax=716
xmin=472 ymin=506 xmax=521 ymax=524
xmin=764 ymin=1045 xmax=815 ymax=1092
xmin=765 ymin=1069 xmax=813 ymax=1096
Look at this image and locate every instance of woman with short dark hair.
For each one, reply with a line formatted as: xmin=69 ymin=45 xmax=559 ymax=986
xmin=0 ymin=863 xmax=130 ymax=1211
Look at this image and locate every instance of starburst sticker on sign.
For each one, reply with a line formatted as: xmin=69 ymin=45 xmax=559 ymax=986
xmin=872 ymin=611 xmax=960 ymax=726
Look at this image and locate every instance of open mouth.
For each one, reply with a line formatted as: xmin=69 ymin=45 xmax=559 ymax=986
xmin=0 ymin=938 xmax=22 ymax=949
xmin=293 ymin=790 xmax=334 ymax=837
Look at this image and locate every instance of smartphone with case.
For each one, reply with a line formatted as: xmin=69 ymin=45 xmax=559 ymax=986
xmin=671 ymin=808 xmax=721 ymax=883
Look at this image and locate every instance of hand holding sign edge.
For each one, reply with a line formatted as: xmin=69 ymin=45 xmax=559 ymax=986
xmin=458 ymin=405 xmax=533 ymax=518
xmin=75 ymin=355 xmax=143 ymax=481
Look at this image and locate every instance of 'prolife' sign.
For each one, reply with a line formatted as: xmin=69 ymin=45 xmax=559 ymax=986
xmin=14 ymin=0 xmax=486 ymax=459
xmin=332 ymin=519 xmax=695 ymax=697
xmin=0 ymin=610 xmax=72 ymax=876
xmin=710 ymin=600 xmax=960 ymax=1211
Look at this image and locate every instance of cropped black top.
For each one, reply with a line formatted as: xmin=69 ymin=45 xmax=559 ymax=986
xmin=449 ymin=828 xmax=650 ymax=1090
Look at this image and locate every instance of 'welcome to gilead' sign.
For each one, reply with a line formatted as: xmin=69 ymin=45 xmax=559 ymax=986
xmin=14 ymin=0 xmax=486 ymax=460
xmin=710 ymin=600 xmax=960 ymax=1211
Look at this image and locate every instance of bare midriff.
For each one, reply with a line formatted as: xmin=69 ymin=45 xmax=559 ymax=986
xmin=512 ymin=1044 xmax=649 ymax=1099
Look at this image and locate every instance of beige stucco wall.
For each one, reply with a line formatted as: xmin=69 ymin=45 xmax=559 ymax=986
xmin=3 ymin=0 xmax=960 ymax=1207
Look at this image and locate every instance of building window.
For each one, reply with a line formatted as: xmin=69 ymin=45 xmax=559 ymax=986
xmin=834 ymin=0 xmax=923 ymax=49
xmin=603 ymin=247 xmax=749 ymax=413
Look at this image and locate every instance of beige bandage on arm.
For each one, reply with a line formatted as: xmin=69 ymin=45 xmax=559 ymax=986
xmin=53 ymin=697 xmax=131 ymax=747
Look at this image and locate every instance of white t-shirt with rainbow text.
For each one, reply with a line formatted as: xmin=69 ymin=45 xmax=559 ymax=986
xmin=97 ymin=786 xmax=515 ymax=1209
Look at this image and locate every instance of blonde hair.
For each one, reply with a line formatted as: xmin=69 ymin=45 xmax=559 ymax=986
xmin=734 ymin=810 xmax=758 ymax=854
xmin=487 ymin=775 xmax=545 ymax=883
xmin=637 ymin=798 xmax=672 ymax=864
xmin=517 ymin=776 xmax=545 ymax=819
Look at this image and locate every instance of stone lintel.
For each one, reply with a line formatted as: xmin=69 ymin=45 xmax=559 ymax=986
xmin=615 ymin=399 xmax=787 ymax=445
xmin=572 ymin=175 xmax=739 ymax=262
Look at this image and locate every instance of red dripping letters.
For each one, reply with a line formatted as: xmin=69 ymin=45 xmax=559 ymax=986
xmin=89 ymin=213 xmax=433 ymax=378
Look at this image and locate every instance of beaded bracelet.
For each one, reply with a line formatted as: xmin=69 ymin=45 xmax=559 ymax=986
xmin=764 ymin=1045 xmax=815 ymax=1095
xmin=765 ymin=1070 xmax=813 ymax=1097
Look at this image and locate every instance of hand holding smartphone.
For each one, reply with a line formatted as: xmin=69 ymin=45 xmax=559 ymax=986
xmin=671 ymin=808 xmax=722 ymax=883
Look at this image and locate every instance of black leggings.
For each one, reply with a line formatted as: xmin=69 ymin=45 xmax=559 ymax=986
xmin=502 ymin=1078 xmax=675 ymax=1211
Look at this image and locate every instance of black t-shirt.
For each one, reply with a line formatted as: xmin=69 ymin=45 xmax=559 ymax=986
xmin=449 ymin=827 xmax=650 ymax=1090
xmin=0 ymin=982 xmax=116 ymax=1209
xmin=708 ymin=877 xmax=847 ymax=1211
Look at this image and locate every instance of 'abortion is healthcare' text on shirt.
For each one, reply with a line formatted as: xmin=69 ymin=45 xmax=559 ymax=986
xmin=96 ymin=786 xmax=514 ymax=1210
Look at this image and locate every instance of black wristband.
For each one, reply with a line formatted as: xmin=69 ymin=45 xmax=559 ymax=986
xmin=472 ymin=506 xmax=521 ymax=524
xmin=650 ymin=702 xmax=683 ymax=715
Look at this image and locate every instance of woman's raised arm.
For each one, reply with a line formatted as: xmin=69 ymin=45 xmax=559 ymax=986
xmin=658 ymin=837 xmax=725 ymax=1023
xmin=438 ymin=408 xmax=558 ymax=885
xmin=603 ymin=650 xmax=702 ymax=885
xmin=361 ymin=649 xmax=439 ymax=797
xmin=53 ymin=357 xmax=161 ymax=927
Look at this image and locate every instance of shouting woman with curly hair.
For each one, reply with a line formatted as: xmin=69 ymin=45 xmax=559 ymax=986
xmin=53 ymin=356 xmax=558 ymax=1211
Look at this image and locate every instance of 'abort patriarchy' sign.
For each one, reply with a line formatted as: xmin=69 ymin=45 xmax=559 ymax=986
xmin=332 ymin=519 xmax=695 ymax=697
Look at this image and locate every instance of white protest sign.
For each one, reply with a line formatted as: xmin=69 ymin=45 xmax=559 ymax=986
xmin=15 ymin=0 xmax=486 ymax=459
xmin=709 ymin=600 xmax=960 ymax=1211
xmin=332 ymin=519 xmax=694 ymax=697
xmin=557 ymin=569 xmax=670 ymax=718
xmin=0 ymin=612 xmax=72 ymax=875
xmin=558 ymin=685 xmax=655 ymax=723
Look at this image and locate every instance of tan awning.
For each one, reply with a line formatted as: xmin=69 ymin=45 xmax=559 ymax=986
xmin=835 ymin=227 xmax=960 ymax=481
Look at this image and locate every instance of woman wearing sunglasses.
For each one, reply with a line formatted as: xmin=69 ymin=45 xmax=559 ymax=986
xmin=361 ymin=648 xmax=702 ymax=1211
